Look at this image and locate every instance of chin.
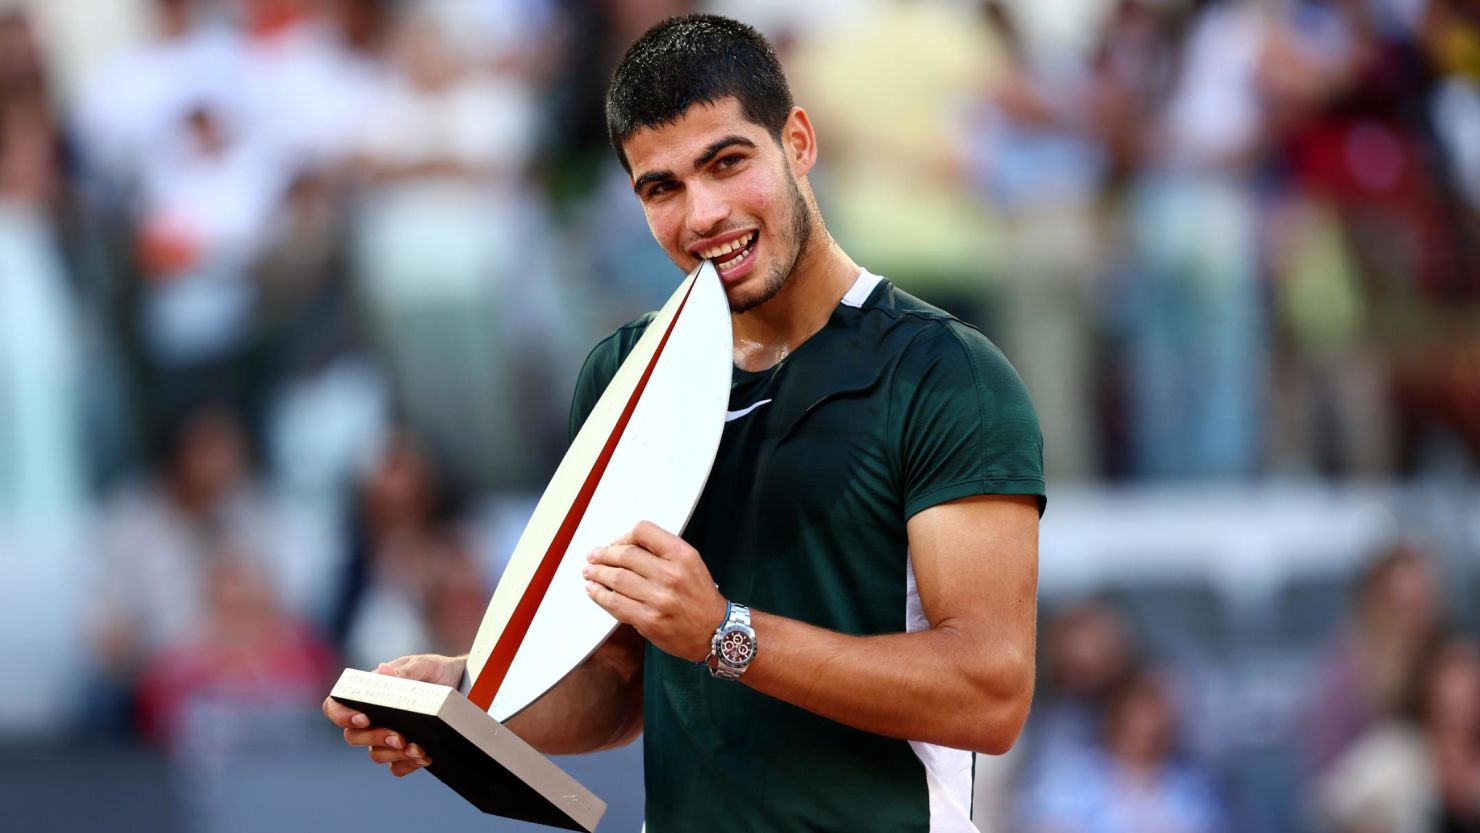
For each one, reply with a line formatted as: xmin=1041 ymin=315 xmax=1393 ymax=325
xmin=724 ymin=289 xmax=756 ymax=315
xmin=726 ymin=280 xmax=776 ymax=315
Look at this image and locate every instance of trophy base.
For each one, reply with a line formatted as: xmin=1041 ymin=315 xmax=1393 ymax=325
xmin=330 ymin=669 xmax=606 ymax=832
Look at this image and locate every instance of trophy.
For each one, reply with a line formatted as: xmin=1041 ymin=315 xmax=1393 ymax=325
xmin=331 ymin=262 xmax=731 ymax=831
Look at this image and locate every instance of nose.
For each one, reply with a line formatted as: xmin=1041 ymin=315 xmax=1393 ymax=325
xmin=684 ymin=180 xmax=731 ymax=238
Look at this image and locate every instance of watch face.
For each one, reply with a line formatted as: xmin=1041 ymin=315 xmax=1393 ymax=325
xmin=719 ymin=630 xmax=754 ymax=665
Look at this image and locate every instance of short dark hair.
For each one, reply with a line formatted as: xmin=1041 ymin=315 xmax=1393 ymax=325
xmin=605 ymin=14 xmax=794 ymax=173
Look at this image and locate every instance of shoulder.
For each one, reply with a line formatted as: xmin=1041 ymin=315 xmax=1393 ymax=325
xmin=864 ymin=277 xmax=1046 ymax=510
xmin=862 ymin=281 xmax=1013 ymax=367
xmin=589 ymin=312 xmax=659 ymax=363
xmin=865 ymin=281 xmax=1031 ymax=410
xmin=578 ymin=312 xmax=659 ymax=382
xmin=570 ymin=312 xmax=661 ymax=439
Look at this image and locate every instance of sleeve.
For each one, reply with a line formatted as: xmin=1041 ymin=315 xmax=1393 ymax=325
xmin=566 ymin=316 xmax=655 ymax=444
xmin=889 ymin=322 xmax=1046 ymax=518
xmin=567 ymin=335 xmax=621 ymax=445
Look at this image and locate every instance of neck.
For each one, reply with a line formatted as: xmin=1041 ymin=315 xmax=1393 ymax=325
xmin=731 ymin=233 xmax=858 ymax=372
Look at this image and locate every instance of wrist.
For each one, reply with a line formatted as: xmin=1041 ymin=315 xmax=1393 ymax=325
xmin=692 ymin=596 xmax=729 ymax=663
xmin=705 ymin=601 xmax=757 ymax=681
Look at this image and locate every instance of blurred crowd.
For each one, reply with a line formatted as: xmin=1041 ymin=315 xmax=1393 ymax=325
xmin=996 ymin=543 xmax=1480 ymax=833
xmin=0 ymin=0 xmax=1477 ymax=830
xmin=777 ymin=0 xmax=1480 ymax=483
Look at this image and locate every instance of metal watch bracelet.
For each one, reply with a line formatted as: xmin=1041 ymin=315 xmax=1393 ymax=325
xmin=707 ymin=601 xmax=756 ymax=681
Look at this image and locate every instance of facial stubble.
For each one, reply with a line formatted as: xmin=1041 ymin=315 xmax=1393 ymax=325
xmin=730 ymin=167 xmax=813 ymax=315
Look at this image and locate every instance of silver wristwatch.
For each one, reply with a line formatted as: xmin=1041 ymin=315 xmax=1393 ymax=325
xmin=707 ymin=601 xmax=757 ymax=681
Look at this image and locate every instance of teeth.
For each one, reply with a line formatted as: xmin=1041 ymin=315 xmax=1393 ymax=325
xmin=700 ymin=232 xmax=755 ymax=261
xmin=715 ymin=234 xmax=754 ymax=269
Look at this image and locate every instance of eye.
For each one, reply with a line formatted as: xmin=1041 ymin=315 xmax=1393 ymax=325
xmin=714 ymin=154 xmax=745 ymax=172
xmin=645 ymin=180 xmax=679 ymax=200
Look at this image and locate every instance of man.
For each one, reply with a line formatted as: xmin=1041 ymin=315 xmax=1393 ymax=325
xmin=324 ymin=14 xmax=1044 ymax=832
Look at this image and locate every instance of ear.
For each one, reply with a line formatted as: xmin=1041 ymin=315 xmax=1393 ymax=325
xmin=782 ymin=107 xmax=818 ymax=179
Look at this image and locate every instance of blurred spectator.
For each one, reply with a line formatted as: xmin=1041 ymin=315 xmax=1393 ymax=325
xmin=73 ymin=0 xmax=255 ymax=198
xmin=0 ymin=8 xmax=62 ymax=206
xmin=702 ymin=0 xmax=871 ymax=48
xmin=1110 ymin=0 xmax=1269 ymax=480
xmin=968 ymin=0 xmax=1109 ymax=480
xmin=980 ymin=601 xmax=1137 ymax=833
xmin=1018 ymin=664 xmax=1228 ymax=833
xmin=1268 ymin=0 xmax=1478 ymax=472
xmin=1314 ymin=633 xmax=1480 ymax=833
xmin=251 ymin=163 xmax=393 ymax=504
xmin=134 ymin=549 xmax=336 ymax=768
xmin=252 ymin=168 xmax=355 ymax=371
xmin=236 ymin=0 xmax=393 ymax=169
xmin=1426 ymin=0 xmax=1480 ymax=213
xmin=1303 ymin=542 xmax=1445 ymax=775
xmin=1256 ymin=2 xmax=1380 ymax=479
xmin=0 ymin=8 xmax=87 ymax=527
xmin=1264 ymin=191 xmax=1392 ymax=478
xmin=790 ymin=0 xmax=1010 ymax=328
xmin=537 ymin=0 xmax=691 ymax=205
xmin=332 ymin=428 xmax=485 ymax=669
xmin=417 ymin=0 xmax=560 ymax=80
xmin=131 ymin=101 xmax=284 ymax=376
xmin=89 ymin=406 xmax=288 ymax=700
xmin=68 ymin=1 xmax=274 ymax=447
xmin=349 ymin=3 xmax=571 ymax=488
xmin=264 ymin=355 xmax=392 ymax=506
xmin=1022 ymin=600 xmax=1138 ymax=774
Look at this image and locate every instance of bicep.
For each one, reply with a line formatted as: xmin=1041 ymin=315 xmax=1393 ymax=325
xmin=591 ymin=624 xmax=646 ymax=686
xmin=905 ymin=494 xmax=1039 ymax=643
xmin=590 ymin=625 xmax=645 ymax=747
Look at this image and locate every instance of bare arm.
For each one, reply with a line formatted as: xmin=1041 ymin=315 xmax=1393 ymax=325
xmin=741 ymin=494 xmax=1038 ymax=752
xmin=505 ymin=624 xmax=645 ymax=754
xmin=584 ymin=493 xmax=1039 ymax=754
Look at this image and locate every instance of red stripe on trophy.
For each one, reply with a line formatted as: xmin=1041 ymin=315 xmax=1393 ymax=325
xmin=467 ymin=275 xmax=702 ymax=712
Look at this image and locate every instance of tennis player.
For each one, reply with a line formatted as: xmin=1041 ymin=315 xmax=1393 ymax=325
xmin=325 ymin=14 xmax=1044 ymax=832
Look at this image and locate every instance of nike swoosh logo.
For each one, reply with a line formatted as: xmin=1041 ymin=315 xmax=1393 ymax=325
xmin=725 ymin=399 xmax=773 ymax=422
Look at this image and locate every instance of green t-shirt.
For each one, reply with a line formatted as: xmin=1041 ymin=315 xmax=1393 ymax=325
xmin=569 ymin=272 xmax=1045 ymax=832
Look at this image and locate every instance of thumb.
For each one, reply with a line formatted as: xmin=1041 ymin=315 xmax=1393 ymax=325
xmin=379 ymin=654 xmax=460 ymax=686
xmin=376 ymin=655 xmax=417 ymax=677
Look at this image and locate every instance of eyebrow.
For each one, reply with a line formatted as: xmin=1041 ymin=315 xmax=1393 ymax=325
xmin=695 ymin=135 xmax=756 ymax=167
xmin=631 ymin=135 xmax=759 ymax=195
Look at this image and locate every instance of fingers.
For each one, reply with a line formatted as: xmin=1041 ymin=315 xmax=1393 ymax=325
xmin=366 ymin=740 xmax=430 ymax=765
xmin=589 ymin=542 xmax=667 ymax=579
xmin=587 ymin=525 xmax=719 ymax=662
xmin=586 ymin=579 xmax=643 ymax=623
xmin=323 ymin=696 xmax=370 ymax=730
xmin=389 ymin=759 xmax=425 ymax=777
xmin=358 ymin=728 xmax=431 ymax=771
xmin=343 ymin=726 xmax=404 ymax=748
xmin=582 ymin=563 xmax=666 ymax=604
xmin=335 ymin=710 xmax=433 ymax=772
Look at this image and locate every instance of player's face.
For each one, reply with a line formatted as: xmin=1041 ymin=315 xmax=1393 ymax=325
xmin=622 ymin=97 xmax=813 ymax=314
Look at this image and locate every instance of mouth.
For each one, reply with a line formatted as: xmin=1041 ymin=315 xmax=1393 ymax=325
xmin=695 ymin=230 xmax=758 ymax=283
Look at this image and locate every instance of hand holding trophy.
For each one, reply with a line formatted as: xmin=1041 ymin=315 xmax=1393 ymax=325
xmin=322 ymin=654 xmax=463 ymax=776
